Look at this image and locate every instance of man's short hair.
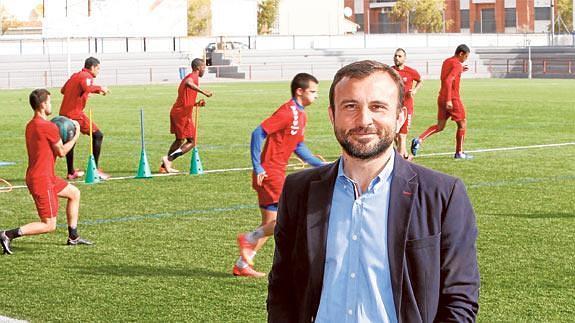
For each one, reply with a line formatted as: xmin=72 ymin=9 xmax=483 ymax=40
xmin=455 ymin=44 xmax=470 ymax=55
xmin=395 ymin=48 xmax=406 ymax=55
xmin=84 ymin=57 xmax=100 ymax=69
xmin=29 ymin=88 xmax=51 ymax=111
xmin=191 ymin=58 xmax=205 ymax=70
xmin=329 ymin=60 xmax=404 ymax=114
xmin=290 ymin=73 xmax=318 ymax=97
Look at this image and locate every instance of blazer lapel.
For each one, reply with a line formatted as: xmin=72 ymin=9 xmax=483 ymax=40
xmin=307 ymin=160 xmax=339 ymax=293
xmin=387 ymin=154 xmax=418 ymax=316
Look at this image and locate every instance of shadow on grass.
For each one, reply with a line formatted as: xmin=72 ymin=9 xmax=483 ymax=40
xmin=72 ymin=264 xmax=231 ymax=278
xmin=488 ymin=212 xmax=574 ymax=219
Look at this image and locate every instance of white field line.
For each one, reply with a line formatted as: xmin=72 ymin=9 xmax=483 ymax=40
xmin=0 ymin=316 xmax=28 ymax=323
xmin=2 ymin=142 xmax=574 ymax=192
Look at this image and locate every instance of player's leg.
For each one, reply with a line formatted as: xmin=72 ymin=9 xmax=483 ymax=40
xmin=396 ymin=111 xmax=411 ymax=159
xmin=57 ymin=183 xmax=92 ymax=245
xmin=233 ymin=205 xmax=276 ymax=278
xmin=411 ymin=99 xmax=447 ymax=156
xmin=91 ymin=130 xmax=110 ymax=179
xmin=1 ymin=184 xmax=60 ymax=254
xmin=454 ymin=119 xmax=472 ymax=159
xmin=167 ymin=137 xmax=195 ymax=161
xmin=161 ymin=138 xmax=184 ymax=173
xmin=411 ymin=119 xmax=446 ymax=156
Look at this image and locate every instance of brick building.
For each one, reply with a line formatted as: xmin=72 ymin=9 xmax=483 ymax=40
xmin=345 ymin=0 xmax=557 ymax=33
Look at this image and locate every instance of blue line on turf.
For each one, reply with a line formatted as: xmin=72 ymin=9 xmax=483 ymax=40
xmin=56 ymin=204 xmax=257 ymax=228
xmin=467 ymin=175 xmax=575 ymax=189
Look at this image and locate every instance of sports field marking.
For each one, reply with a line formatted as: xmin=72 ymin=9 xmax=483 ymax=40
xmin=416 ymin=142 xmax=575 ymax=157
xmin=0 ymin=316 xmax=28 ymax=323
xmin=56 ymin=204 xmax=256 ymax=228
xmin=1 ymin=141 xmax=574 ymax=192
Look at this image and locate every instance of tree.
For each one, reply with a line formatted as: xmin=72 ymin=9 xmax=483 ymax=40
xmin=391 ymin=0 xmax=450 ymax=33
xmin=188 ymin=0 xmax=211 ymax=36
xmin=556 ymin=0 xmax=573 ymax=33
xmin=258 ymin=0 xmax=278 ymax=34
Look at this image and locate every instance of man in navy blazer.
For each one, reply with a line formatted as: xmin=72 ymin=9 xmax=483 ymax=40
xmin=267 ymin=61 xmax=480 ymax=322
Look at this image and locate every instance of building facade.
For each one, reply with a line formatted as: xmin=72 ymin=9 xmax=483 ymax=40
xmin=344 ymin=0 xmax=558 ymax=33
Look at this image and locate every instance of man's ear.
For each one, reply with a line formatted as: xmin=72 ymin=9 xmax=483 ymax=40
xmin=395 ymin=106 xmax=407 ymax=134
xmin=328 ymin=106 xmax=335 ymax=126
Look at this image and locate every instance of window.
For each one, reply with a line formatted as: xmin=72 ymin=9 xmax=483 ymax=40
xmin=355 ymin=13 xmax=364 ymax=30
xmin=461 ymin=9 xmax=470 ymax=29
xmin=505 ymin=8 xmax=516 ymax=27
xmin=535 ymin=7 xmax=551 ymax=20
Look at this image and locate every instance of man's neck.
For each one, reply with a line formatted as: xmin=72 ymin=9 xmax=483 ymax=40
xmin=341 ymin=148 xmax=394 ymax=194
xmin=34 ymin=110 xmax=47 ymax=120
xmin=395 ymin=64 xmax=404 ymax=70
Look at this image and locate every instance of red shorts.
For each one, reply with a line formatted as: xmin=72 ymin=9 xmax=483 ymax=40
xmin=437 ymin=97 xmax=466 ymax=122
xmin=26 ymin=177 xmax=69 ymax=219
xmin=252 ymin=172 xmax=285 ymax=206
xmin=170 ymin=112 xmax=196 ymax=140
xmin=398 ymin=112 xmax=412 ymax=135
xmin=66 ymin=113 xmax=99 ymax=135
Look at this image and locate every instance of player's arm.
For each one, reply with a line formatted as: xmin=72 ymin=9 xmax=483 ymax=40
xmin=443 ymin=63 xmax=460 ymax=108
xmin=185 ymin=79 xmax=212 ymax=97
xmin=294 ymin=142 xmax=324 ymax=167
xmin=60 ymin=79 xmax=70 ymax=94
xmin=51 ymin=121 xmax=81 ymax=157
xmin=251 ymin=125 xmax=267 ymax=185
xmin=411 ymin=70 xmax=423 ymax=96
xmin=80 ymin=76 xmax=108 ymax=95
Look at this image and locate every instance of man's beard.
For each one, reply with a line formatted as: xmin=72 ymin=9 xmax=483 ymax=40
xmin=335 ymin=125 xmax=395 ymax=160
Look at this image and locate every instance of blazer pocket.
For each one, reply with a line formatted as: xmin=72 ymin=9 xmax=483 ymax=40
xmin=406 ymin=233 xmax=441 ymax=250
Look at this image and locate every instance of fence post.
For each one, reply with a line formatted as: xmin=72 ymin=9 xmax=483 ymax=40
xmin=426 ymin=61 xmax=429 ymax=75
xmin=506 ymin=59 xmax=509 ymax=74
xmin=115 ymin=69 xmax=118 ymax=85
xmin=249 ymin=65 xmax=252 ymax=80
xmin=149 ymin=68 xmax=153 ymax=83
xmin=543 ymin=60 xmax=547 ymax=74
xmin=569 ymin=61 xmax=572 ymax=74
xmin=44 ymin=71 xmax=48 ymax=87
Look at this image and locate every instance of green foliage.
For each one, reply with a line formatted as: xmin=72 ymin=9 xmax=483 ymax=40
xmin=556 ymin=0 xmax=573 ymax=33
xmin=391 ymin=0 xmax=450 ymax=33
xmin=0 ymin=80 xmax=574 ymax=321
xmin=188 ymin=0 xmax=211 ymax=36
xmin=257 ymin=0 xmax=278 ymax=35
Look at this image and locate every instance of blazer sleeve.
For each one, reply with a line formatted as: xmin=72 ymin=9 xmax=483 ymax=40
xmin=436 ymin=178 xmax=480 ymax=322
xmin=267 ymin=178 xmax=298 ymax=322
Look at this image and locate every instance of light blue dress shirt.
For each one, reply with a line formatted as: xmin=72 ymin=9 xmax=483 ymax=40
xmin=315 ymin=152 xmax=397 ymax=323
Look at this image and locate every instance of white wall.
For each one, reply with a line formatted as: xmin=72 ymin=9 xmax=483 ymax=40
xmin=211 ymin=0 xmax=258 ymax=36
xmin=42 ymin=0 xmax=187 ymax=37
xmin=278 ymin=0 xmax=346 ymax=35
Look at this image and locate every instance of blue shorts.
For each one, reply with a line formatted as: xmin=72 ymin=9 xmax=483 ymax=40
xmin=259 ymin=203 xmax=278 ymax=211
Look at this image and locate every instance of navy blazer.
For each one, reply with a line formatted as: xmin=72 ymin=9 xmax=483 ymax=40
xmin=267 ymin=152 xmax=480 ymax=323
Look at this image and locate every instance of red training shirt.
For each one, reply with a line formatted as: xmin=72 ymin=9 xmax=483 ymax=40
xmin=59 ymin=68 xmax=102 ymax=118
xmin=170 ymin=72 xmax=199 ymax=117
xmin=25 ymin=116 xmax=60 ymax=183
xmin=439 ymin=56 xmax=464 ymax=102
xmin=260 ymin=99 xmax=307 ymax=177
xmin=392 ymin=65 xmax=421 ymax=111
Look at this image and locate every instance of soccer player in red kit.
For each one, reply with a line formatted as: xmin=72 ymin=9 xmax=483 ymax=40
xmin=1 ymin=89 xmax=92 ymax=255
xmin=234 ymin=73 xmax=325 ymax=277
xmin=411 ymin=44 xmax=473 ymax=159
xmin=161 ymin=58 xmax=212 ymax=173
xmin=59 ymin=57 xmax=110 ymax=180
xmin=392 ymin=48 xmax=422 ymax=160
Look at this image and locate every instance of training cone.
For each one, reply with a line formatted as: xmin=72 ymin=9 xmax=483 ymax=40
xmin=135 ymin=149 xmax=152 ymax=179
xmin=189 ymin=147 xmax=204 ymax=175
xmin=85 ymin=155 xmax=100 ymax=184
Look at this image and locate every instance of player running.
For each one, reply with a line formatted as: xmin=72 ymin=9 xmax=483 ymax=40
xmin=59 ymin=57 xmax=110 ymax=180
xmin=234 ymin=73 xmax=325 ymax=277
xmin=391 ymin=48 xmax=422 ymax=160
xmin=411 ymin=44 xmax=473 ymax=159
xmin=161 ymin=58 xmax=212 ymax=173
xmin=1 ymin=89 xmax=92 ymax=255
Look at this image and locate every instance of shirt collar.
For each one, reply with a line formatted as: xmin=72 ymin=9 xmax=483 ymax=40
xmin=337 ymin=150 xmax=395 ymax=193
xmin=291 ymin=98 xmax=304 ymax=111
